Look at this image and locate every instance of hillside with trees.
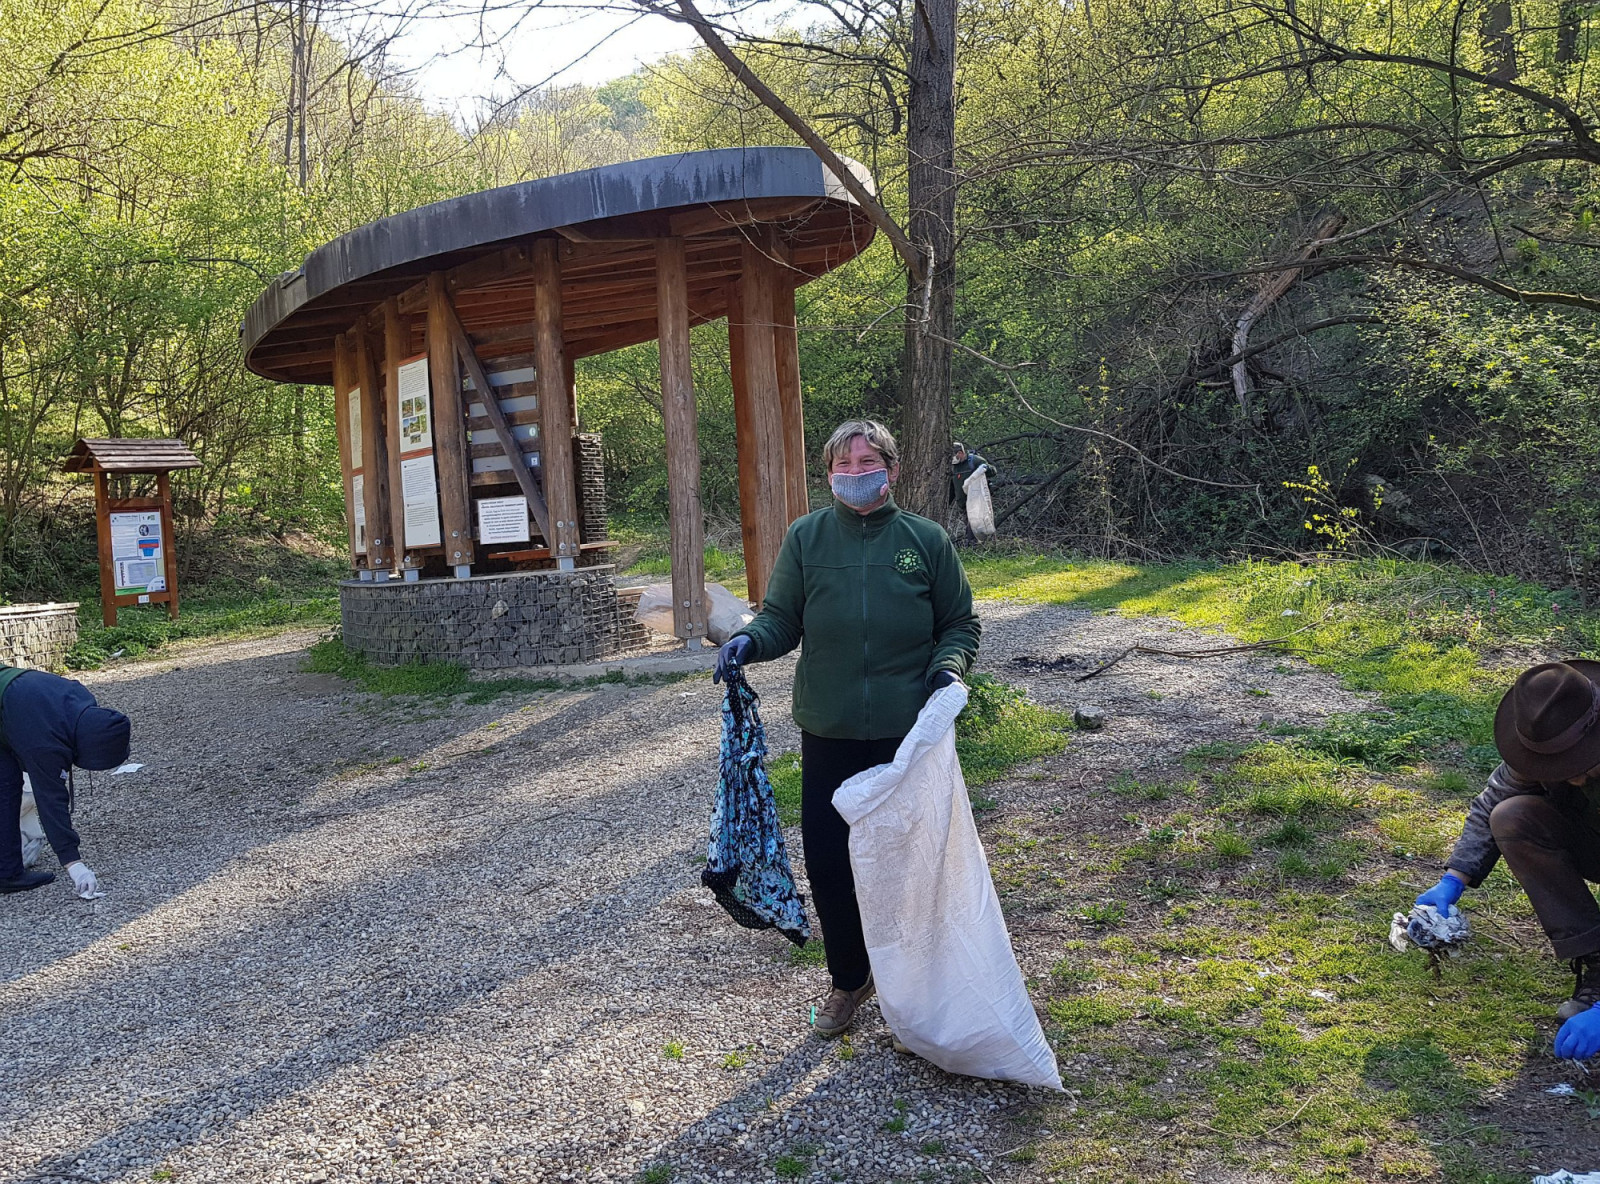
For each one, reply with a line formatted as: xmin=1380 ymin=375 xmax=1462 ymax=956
xmin=5 ymin=0 xmax=1599 ymax=601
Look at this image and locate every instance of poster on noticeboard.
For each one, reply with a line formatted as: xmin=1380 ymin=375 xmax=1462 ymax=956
xmin=110 ymin=511 xmax=166 ymax=595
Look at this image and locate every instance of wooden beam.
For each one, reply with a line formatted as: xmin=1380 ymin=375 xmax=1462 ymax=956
xmin=772 ymin=268 xmax=809 ymax=523
xmin=532 ymin=237 xmax=583 ymax=565
xmin=426 ymin=273 xmax=476 ymax=569
xmin=657 ymin=238 xmax=708 ymax=641
xmin=434 ymin=284 xmax=552 ymax=544
xmin=93 ymin=469 xmax=115 ymax=627
xmin=668 ymin=198 xmax=822 ymax=238
xmin=356 ymin=327 xmax=395 ymax=569
xmin=726 ymin=277 xmax=764 ymax=601
xmin=331 ymin=332 xmax=361 ymax=566
xmin=157 ymin=471 xmax=180 ymax=620
xmin=382 ymin=299 xmax=410 ymax=569
xmin=735 ymin=235 xmax=791 ymax=605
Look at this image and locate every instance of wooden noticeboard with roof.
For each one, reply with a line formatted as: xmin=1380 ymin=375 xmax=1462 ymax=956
xmin=63 ymin=438 xmax=201 ymax=627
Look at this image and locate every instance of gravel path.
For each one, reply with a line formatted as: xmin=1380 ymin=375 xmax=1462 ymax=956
xmin=0 ymin=603 xmax=1368 ymax=1184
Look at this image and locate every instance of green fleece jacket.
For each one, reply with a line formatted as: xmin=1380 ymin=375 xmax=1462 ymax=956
xmin=738 ymin=498 xmax=981 ymax=741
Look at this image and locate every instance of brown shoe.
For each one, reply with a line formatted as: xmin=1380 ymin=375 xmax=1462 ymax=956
xmin=1558 ymin=954 xmax=1600 ymax=1021
xmin=814 ymin=974 xmax=874 ymax=1037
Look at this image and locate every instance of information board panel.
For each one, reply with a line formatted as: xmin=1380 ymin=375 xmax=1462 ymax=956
xmin=402 ymin=454 xmax=442 ymax=547
xmin=477 ymin=496 xmax=530 ymax=545
xmin=110 ymin=510 xmax=166 ymax=595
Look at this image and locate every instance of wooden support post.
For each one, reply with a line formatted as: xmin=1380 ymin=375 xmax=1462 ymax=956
xmin=331 ymin=332 xmax=361 ymax=568
xmin=157 ymin=471 xmax=179 ymax=620
xmin=532 ymin=237 xmax=582 ymax=567
xmin=382 ymin=299 xmax=410 ymax=573
xmin=772 ymin=271 xmax=808 ymax=522
xmin=656 ymin=238 xmax=708 ymax=643
xmin=356 ymin=328 xmax=394 ymax=571
xmin=94 ymin=469 xmax=115 ymax=627
xmin=726 ymin=278 xmax=765 ymax=602
xmin=735 ymin=236 xmax=790 ymax=604
xmin=426 ymin=272 xmax=476 ymax=571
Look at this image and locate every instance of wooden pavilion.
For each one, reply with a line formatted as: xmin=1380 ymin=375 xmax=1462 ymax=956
xmin=242 ymin=147 xmax=876 ymax=647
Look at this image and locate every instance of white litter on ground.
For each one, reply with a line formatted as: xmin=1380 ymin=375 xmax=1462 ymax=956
xmin=1532 ymin=1172 xmax=1600 ymax=1183
xmin=111 ymin=761 xmax=145 ymax=775
xmin=1389 ymin=903 xmax=1471 ymax=953
xmin=1546 ymin=1083 xmax=1579 ymax=1097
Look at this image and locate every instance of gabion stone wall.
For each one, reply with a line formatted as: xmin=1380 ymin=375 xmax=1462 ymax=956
xmin=614 ymin=587 xmax=653 ymax=651
xmin=340 ymin=569 xmax=628 ymax=668
xmin=0 ymin=603 xmax=80 ymax=670
xmin=575 ymin=433 xmax=607 ymax=543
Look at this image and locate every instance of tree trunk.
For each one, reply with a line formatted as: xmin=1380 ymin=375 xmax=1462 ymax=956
xmin=899 ymin=0 xmax=958 ymax=520
xmin=1482 ymin=0 xmax=1517 ymax=82
xmin=1557 ymin=0 xmax=1581 ymax=64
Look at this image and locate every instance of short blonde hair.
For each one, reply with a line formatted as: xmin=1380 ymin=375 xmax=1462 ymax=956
xmin=821 ymin=419 xmax=900 ymax=470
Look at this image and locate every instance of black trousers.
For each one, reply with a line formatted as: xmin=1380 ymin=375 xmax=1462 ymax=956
xmin=1490 ymin=795 xmax=1600 ymax=959
xmin=800 ymin=731 xmax=902 ymax=992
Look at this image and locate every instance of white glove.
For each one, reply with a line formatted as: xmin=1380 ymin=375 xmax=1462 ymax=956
xmin=65 ymin=861 xmax=104 ymax=900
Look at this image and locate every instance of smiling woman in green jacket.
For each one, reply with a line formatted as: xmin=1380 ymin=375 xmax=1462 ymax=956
xmin=714 ymin=419 xmax=982 ymax=1038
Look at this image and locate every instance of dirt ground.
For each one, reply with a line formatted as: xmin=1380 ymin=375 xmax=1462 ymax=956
xmin=0 ymin=603 xmax=1591 ymax=1183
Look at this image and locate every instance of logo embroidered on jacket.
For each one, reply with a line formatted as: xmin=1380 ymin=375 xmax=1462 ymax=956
xmin=894 ymin=548 xmax=923 ymax=573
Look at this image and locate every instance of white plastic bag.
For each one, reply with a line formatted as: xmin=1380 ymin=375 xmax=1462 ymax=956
xmin=833 ymin=684 xmax=1063 ymax=1089
xmin=632 ymin=583 xmax=677 ymax=636
xmin=634 ymin=581 xmax=753 ymax=644
xmin=963 ymin=465 xmax=996 ymax=541
xmin=20 ymin=773 xmax=45 ymax=869
xmin=704 ymin=582 xmax=754 ymax=645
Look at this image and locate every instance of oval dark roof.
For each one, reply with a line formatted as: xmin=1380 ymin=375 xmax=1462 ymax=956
xmin=242 ymin=146 xmax=876 ymax=383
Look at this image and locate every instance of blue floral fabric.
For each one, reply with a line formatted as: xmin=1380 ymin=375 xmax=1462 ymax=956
xmin=704 ymin=667 xmax=811 ymax=947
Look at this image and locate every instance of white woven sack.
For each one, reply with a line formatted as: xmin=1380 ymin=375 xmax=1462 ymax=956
xmin=833 ymin=685 xmax=1062 ymax=1089
xmin=20 ymin=773 xmax=46 ymax=868
xmin=963 ymin=466 xmax=996 ymax=540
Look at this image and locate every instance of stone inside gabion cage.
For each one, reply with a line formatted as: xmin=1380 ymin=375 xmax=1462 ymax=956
xmin=339 ymin=568 xmax=655 ymax=669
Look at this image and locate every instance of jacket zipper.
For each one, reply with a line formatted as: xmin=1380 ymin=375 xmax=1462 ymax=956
xmin=861 ymin=527 xmax=871 ymax=735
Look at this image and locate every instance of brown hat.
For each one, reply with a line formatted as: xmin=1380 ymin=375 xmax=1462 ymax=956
xmin=1493 ymin=660 xmax=1600 ymax=781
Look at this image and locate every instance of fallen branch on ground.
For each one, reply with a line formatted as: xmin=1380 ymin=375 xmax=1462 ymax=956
xmin=1074 ymin=627 xmax=1320 ymax=682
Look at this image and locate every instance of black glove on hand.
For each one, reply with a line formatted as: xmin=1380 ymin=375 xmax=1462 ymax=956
xmin=929 ymin=670 xmax=962 ymax=691
xmin=714 ymin=635 xmax=753 ymax=684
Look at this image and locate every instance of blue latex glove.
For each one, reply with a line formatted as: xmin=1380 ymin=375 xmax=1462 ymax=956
xmin=929 ymin=670 xmax=961 ymax=691
xmin=1415 ymin=873 xmax=1465 ymax=918
xmin=1556 ymin=1002 xmax=1600 ymax=1060
xmin=714 ymin=635 xmax=752 ymax=685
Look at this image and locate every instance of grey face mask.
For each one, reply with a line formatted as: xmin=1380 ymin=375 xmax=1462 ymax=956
xmin=830 ymin=468 xmax=890 ymax=509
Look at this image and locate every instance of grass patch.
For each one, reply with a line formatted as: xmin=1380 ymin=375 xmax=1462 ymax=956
xmin=788 ymin=939 xmax=826 ymax=969
xmin=305 ymin=638 xmax=471 ymax=695
xmin=956 ymin=673 xmax=1073 ymax=786
xmin=1210 ymin=830 xmax=1252 ymax=860
xmin=959 ymin=551 xmax=1595 ymax=1180
xmin=770 ymin=751 xmax=803 ymax=827
xmin=304 ymin=637 xmax=687 ymax=700
xmin=68 ymin=592 xmax=339 ymax=669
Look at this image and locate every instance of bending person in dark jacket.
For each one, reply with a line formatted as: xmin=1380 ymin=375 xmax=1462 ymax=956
xmin=0 ymin=664 xmax=130 ymax=896
xmin=1416 ymin=661 xmax=1600 ymax=1060
xmin=714 ymin=419 xmax=981 ymax=1038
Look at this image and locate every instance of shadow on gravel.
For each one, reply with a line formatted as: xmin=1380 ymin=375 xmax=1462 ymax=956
xmin=0 ymin=641 xmax=713 ymax=986
xmin=0 ymin=631 xmax=766 ymax=1181
xmin=2 ymin=774 xmax=713 ymax=1182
